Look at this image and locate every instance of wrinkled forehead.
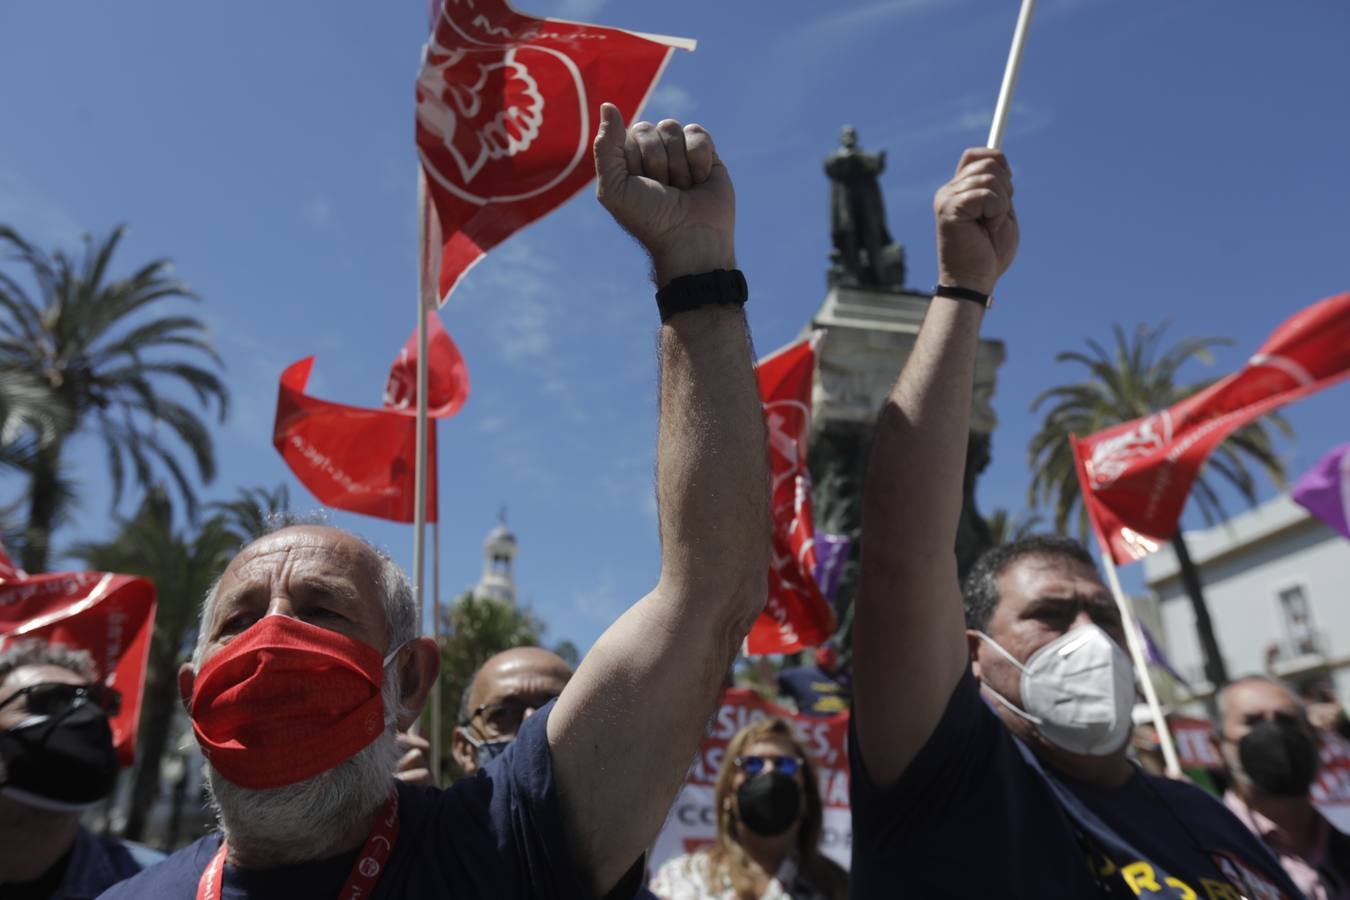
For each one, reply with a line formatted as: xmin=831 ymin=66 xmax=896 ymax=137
xmin=991 ymin=554 xmax=1110 ymax=620
xmin=220 ymin=526 xmax=380 ymax=590
xmin=472 ymin=653 xmax=572 ymax=707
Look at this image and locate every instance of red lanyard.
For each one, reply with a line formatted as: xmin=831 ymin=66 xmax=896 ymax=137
xmin=196 ymin=788 xmax=400 ymax=900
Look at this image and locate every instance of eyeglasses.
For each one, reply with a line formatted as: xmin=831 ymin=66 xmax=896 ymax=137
xmin=465 ymin=694 xmax=559 ymax=737
xmin=0 ymin=682 xmax=122 ymax=717
xmin=735 ymin=754 xmax=804 ymax=777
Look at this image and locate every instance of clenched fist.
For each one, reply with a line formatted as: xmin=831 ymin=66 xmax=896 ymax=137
xmin=593 ymin=103 xmax=735 ymax=288
xmin=933 ymin=148 xmax=1019 ymax=298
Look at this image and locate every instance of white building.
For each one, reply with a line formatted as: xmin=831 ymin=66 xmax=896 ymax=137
xmin=1144 ymin=493 xmax=1350 ymax=702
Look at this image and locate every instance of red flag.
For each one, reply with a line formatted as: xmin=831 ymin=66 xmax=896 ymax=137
xmin=383 ymin=311 xmax=470 ymax=418
xmin=746 ymin=335 xmax=836 ymax=655
xmin=1074 ymin=292 xmax=1350 ymax=565
xmin=274 ymin=357 xmax=438 ymax=523
xmin=0 ymin=551 xmax=156 ymax=766
xmin=416 ymin=0 xmax=693 ymax=302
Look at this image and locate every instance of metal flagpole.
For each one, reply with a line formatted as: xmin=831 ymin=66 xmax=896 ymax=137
xmin=1100 ymin=554 xmax=1185 ymax=779
xmin=411 ymin=170 xmax=435 ymax=738
xmin=987 ymin=0 xmax=1037 ymax=150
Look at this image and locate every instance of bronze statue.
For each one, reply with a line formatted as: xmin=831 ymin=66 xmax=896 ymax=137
xmin=825 ymin=126 xmax=904 ymax=289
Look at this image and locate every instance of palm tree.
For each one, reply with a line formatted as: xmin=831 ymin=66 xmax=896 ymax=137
xmin=986 ymin=508 xmax=1045 ymax=546
xmin=0 ymin=225 xmax=228 ymax=572
xmin=70 ymin=484 xmax=290 ymax=841
xmin=1028 ymin=322 xmax=1291 ymax=690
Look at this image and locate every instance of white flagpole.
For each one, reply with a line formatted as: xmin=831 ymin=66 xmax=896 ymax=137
xmin=1101 ymin=551 xmax=1184 ymax=779
xmin=987 ymin=0 xmax=1038 ymax=150
xmin=430 ymin=519 xmax=443 ymax=785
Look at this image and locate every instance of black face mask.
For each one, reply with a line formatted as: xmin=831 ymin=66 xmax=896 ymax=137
xmin=0 ymin=701 xmax=119 ymax=809
xmin=735 ymin=772 xmax=802 ymax=837
xmin=1237 ymin=718 xmax=1320 ymax=797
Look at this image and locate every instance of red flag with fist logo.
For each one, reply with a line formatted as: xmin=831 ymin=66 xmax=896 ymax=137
xmin=1074 ymin=292 xmax=1350 ymax=565
xmin=747 ymin=334 xmax=836 ymax=655
xmin=0 ymin=550 xmax=156 ymax=766
xmin=274 ymin=357 xmax=438 ymax=523
xmin=383 ymin=311 xmax=470 ymax=419
xmin=416 ymin=0 xmax=693 ymax=302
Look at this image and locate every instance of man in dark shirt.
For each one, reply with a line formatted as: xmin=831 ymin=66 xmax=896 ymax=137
xmin=102 ymin=104 xmax=770 ymax=900
xmin=848 ymin=147 xmax=1305 ymax=898
xmin=451 ymin=647 xmax=573 ymax=776
xmin=0 ymin=640 xmax=162 ymax=899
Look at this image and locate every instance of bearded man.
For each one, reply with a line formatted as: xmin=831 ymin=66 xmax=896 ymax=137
xmin=102 ymin=102 xmax=770 ymax=899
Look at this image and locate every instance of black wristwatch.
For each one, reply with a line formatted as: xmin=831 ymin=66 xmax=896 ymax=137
xmin=655 ymin=269 xmax=749 ymax=323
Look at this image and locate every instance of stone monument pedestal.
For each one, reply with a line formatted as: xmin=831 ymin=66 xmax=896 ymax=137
xmin=806 ymin=285 xmax=1006 ymax=651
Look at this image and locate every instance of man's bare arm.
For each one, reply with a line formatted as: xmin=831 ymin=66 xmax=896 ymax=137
xmin=853 ymin=148 xmax=1018 ymax=789
xmin=546 ymin=104 xmax=770 ymax=895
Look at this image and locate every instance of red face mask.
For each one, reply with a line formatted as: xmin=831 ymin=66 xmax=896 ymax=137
xmin=189 ymin=615 xmax=397 ymax=790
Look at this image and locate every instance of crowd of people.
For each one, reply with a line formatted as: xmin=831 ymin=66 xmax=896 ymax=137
xmin=2 ymin=105 xmax=1347 ymax=899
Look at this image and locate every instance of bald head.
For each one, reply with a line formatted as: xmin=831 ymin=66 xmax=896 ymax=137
xmin=1218 ymin=676 xmax=1306 ymax=741
xmin=453 ymin=647 xmax=573 ymax=776
xmin=192 ymin=525 xmax=415 ymax=670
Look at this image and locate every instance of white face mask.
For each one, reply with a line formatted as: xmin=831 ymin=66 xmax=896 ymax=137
xmin=976 ymin=624 xmax=1136 ymax=757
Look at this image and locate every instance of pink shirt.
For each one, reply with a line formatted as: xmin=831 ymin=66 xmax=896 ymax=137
xmin=1225 ymin=790 xmax=1348 ymax=900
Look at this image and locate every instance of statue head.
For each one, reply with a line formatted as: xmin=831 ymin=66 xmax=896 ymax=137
xmin=839 ymin=125 xmax=858 ymax=149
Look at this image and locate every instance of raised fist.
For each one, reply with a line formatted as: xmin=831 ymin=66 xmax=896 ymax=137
xmin=593 ymin=103 xmax=735 ymax=287
xmin=933 ymin=148 xmax=1019 ymax=298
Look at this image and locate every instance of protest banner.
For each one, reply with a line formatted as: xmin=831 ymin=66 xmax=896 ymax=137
xmin=748 ymin=334 xmax=836 ymax=655
xmin=273 ymin=356 xmax=438 ymax=523
xmin=648 ymin=687 xmax=852 ymax=873
xmin=1312 ymin=728 xmax=1350 ymax=833
xmin=417 ymin=0 xmax=694 ymax=302
xmin=0 ymin=545 xmax=155 ymax=766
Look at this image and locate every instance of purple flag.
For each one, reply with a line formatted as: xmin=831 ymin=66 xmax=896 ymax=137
xmin=1293 ymin=443 xmax=1350 ymax=539
xmin=1137 ymin=619 xmax=1190 ymax=689
xmin=812 ymin=532 xmax=853 ymax=603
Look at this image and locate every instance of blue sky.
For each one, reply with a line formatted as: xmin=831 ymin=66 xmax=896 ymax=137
xmin=2 ymin=0 xmax=1347 ymax=653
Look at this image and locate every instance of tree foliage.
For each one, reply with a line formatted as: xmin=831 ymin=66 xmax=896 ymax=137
xmin=70 ymin=484 xmax=289 ymax=841
xmin=1027 ymin=321 xmax=1291 ymax=688
xmin=0 ymin=225 xmax=228 ymax=572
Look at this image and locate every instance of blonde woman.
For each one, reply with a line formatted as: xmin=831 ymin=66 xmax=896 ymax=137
xmin=650 ymin=717 xmax=848 ymax=899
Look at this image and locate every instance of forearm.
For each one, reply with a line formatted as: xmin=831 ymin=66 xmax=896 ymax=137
xmin=654 ymin=304 xmax=770 ymax=607
xmin=863 ymin=298 xmax=984 ymax=568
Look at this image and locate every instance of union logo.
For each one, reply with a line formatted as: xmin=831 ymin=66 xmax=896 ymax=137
xmin=1086 ymin=412 xmax=1173 ymax=488
xmin=416 ymin=7 xmax=589 ymax=206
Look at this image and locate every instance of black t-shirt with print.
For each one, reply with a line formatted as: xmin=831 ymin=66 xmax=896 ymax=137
xmin=850 ymin=668 xmax=1306 ymax=899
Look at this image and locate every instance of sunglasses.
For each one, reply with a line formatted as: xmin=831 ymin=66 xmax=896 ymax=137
xmin=735 ymin=754 xmax=804 ymax=777
xmin=465 ymin=694 xmax=560 ymax=737
xmin=0 ymin=682 xmax=122 ymax=717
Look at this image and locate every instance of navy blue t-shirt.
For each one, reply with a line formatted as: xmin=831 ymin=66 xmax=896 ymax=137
xmin=99 ymin=701 xmax=621 ymax=899
xmin=850 ymin=669 xmax=1307 ymax=899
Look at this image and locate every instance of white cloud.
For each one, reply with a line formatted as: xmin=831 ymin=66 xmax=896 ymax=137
xmin=0 ymin=170 xmax=83 ymax=247
xmin=645 ymin=83 xmax=696 ymax=120
xmin=304 ymin=197 xmax=333 ymax=228
xmin=499 ymin=296 xmax=552 ymax=362
xmin=806 ymin=0 xmax=960 ymax=33
xmin=476 ymin=414 xmax=510 ymax=434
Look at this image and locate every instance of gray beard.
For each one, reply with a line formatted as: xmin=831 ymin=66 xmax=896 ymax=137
xmin=203 ymin=668 xmax=404 ymax=865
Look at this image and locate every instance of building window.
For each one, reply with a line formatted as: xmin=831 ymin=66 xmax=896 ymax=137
xmin=1278 ymin=585 xmax=1319 ymax=656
